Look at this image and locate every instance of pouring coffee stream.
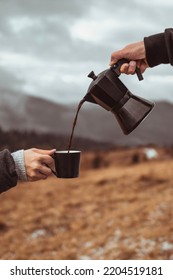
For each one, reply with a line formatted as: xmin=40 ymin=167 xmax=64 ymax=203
xmin=67 ymin=98 xmax=85 ymax=152
xmin=67 ymin=59 xmax=154 ymax=151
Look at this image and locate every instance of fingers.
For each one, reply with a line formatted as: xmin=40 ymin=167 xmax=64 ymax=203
xmin=110 ymin=50 xmax=139 ymax=75
xmin=117 ymin=60 xmax=147 ymax=75
xmin=39 ymin=154 xmax=55 ymax=171
xmin=137 ymin=60 xmax=148 ymax=73
xmin=119 ymin=61 xmax=137 ymax=75
xmin=40 ymin=165 xmax=52 ymax=177
xmin=127 ymin=61 xmax=136 ymax=74
xmin=27 ymin=163 xmax=52 ymax=182
xmin=39 ymin=154 xmax=54 ymax=164
xmin=24 ymin=148 xmax=56 ymax=182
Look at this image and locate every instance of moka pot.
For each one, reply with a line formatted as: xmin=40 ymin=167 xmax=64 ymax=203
xmin=84 ymin=59 xmax=154 ymax=135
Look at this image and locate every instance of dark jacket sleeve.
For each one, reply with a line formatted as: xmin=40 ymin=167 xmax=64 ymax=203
xmin=0 ymin=149 xmax=18 ymax=194
xmin=144 ymin=28 xmax=173 ymax=67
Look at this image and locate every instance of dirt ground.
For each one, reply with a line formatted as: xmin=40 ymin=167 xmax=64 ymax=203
xmin=1 ymin=147 xmax=173 ymax=260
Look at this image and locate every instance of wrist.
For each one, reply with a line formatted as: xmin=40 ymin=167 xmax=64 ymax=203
xmin=11 ymin=150 xmax=27 ymax=182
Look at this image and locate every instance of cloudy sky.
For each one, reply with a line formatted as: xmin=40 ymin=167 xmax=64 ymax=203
xmin=0 ymin=0 xmax=173 ymax=104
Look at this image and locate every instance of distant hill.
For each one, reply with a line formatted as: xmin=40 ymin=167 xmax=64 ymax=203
xmin=0 ymin=88 xmax=172 ymax=147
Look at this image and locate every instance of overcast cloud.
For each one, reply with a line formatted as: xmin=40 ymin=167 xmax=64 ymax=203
xmin=0 ymin=0 xmax=173 ymax=104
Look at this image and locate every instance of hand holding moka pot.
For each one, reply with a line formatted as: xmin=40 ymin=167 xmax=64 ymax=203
xmin=84 ymin=59 xmax=154 ymax=135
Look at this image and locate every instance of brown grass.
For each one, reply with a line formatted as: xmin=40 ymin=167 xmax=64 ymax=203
xmin=0 ymin=147 xmax=173 ymax=260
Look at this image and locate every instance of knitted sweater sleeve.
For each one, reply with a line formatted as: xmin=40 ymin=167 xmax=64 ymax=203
xmin=144 ymin=28 xmax=173 ymax=67
xmin=0 ymin=149 xmax=18 ymax=194
xmin=11 ymin=150 xmax=27 ymax=181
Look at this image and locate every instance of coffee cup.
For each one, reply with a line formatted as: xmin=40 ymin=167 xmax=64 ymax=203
xmin=51 ymin=150 xmax=81 ymax=178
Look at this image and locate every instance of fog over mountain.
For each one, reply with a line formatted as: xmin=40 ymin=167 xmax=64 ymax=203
xmin=0 ymin=89 xmax=172 ymax=147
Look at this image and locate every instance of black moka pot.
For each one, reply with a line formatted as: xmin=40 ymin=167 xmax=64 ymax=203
xmin=84 ymin=59 xmax=154 ymax=135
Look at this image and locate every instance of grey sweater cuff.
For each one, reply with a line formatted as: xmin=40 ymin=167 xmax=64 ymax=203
xmin=11 ymin=150 xmax=27 ymax=182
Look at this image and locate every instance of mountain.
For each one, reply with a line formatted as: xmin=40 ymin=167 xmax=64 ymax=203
xmin=0 ymin=89 xmax=70 ymax=133
xmin=0 ymin=88 xmax=172 ymax=147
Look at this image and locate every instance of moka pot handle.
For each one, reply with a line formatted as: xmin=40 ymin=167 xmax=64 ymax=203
xmin=111 ymin=58 xmax=144 ymax=81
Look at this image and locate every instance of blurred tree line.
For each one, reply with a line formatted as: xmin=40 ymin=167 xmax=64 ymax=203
xmin=0 ymin=127 xmax=112 ymax=152
xmin=0 ymin=127 xmax=69 ymax=152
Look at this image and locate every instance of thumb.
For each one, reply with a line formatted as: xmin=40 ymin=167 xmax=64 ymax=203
xmin=32 ymin=148 xmax=56 ymax=155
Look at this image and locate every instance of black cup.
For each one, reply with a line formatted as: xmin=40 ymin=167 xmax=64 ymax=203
xmin=53 ymin=150 xmax=81 ymax=178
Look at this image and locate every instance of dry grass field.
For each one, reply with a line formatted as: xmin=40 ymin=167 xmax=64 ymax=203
xmin=1 ymin=147 xmax=173 ymax=260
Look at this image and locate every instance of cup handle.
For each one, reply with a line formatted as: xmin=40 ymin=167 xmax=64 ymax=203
xmin=45 ymin=163 xmax=57 ymax=176
xmin=49 ymin=153 xmax=57 ymax=176
xmin=50 ymin=169 xmax=57 ymax=176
